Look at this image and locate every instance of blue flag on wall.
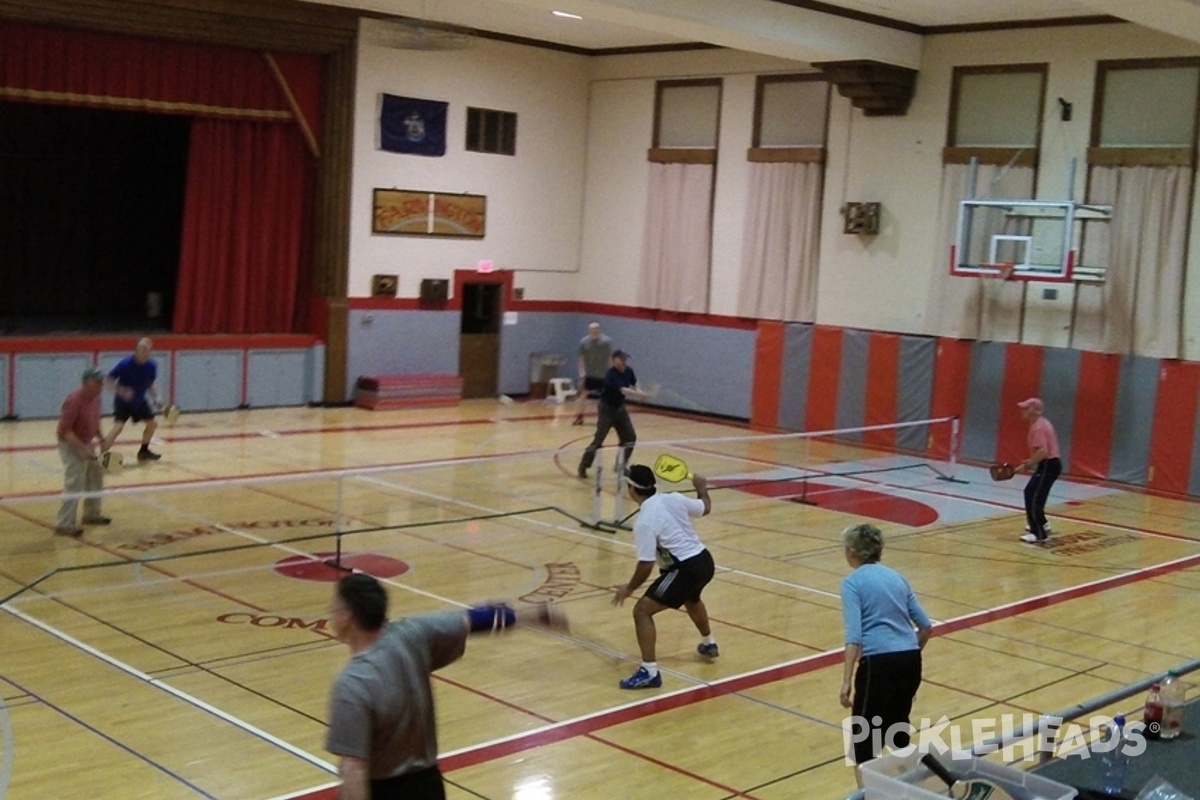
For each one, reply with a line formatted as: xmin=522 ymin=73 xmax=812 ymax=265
xmin=380 ymin=94 xmax=448 ymax=156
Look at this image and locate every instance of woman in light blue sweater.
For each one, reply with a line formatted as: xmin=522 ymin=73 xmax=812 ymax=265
xmin=839 ymin=523 xmax=933 ymax=767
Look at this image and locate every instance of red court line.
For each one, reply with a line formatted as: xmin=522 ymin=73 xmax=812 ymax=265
xmin=0 ymin=416 xmax=504 ymax=455
xmin=290 ymin=549 xmax=1200 ymax=800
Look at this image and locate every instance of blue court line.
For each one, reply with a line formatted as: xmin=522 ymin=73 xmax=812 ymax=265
xmin=3 ymin=605 xmax=338 ymax=784
xmin=0 ymin=672 xmax=217 ymax=798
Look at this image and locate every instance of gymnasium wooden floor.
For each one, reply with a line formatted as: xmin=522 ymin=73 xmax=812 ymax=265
xmin=2 ymin=399 xmax=1199 ymax=799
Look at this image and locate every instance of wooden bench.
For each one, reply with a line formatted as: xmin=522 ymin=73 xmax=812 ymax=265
xmin=353 ymin=374 xmax=463 ymax=410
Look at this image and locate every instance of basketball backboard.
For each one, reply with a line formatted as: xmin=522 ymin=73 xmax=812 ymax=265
xmin=951 ymin=198 xmax=1112 ymax=283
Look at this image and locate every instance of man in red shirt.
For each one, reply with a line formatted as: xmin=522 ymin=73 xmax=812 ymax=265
xmin=55 ymin=367 xmax=111 ymax=536
xmin=1017 ymin=397 xmax=1060 ymax=544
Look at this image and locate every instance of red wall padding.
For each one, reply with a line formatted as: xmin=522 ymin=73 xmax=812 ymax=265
xmin=930 ymin=339 xmax=973 ymax=460
xmin=864 ymin=332 xmax=900 ymax=448
xmin=996 ymin=344 xmax=1045 ymax=465
xmin=750 ymin=321 xmax=785 ymax=429
xmin=805 ymin=326 xmax=842 ymax=431
xmin=1069 ymin=352 xmax=1122 ymax=479
xmin=1149 ymin=360 xmax=1200 ymax=493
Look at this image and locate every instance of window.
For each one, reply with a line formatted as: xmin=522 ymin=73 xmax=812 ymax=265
xmin=1092 ymin=59 xmax=1199 ymax=162
xmin=747 ymin=73 xmax=827 ymax=164
xmin=649 ymin=79 xmax=721 ymax=165
xmin=945 ymin=64 xmax=1046 ymax=167
xmin=466 ymin=107 xmax=516 ymax=156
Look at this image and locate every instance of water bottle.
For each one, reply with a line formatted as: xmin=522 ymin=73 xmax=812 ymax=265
xmin=1143 ymin=683 xmax=1164 ymax=740
xmin=1099 ymin=714 xmax=1129 ymax=796
xmin=1160 ymin=671 xmax=1184 ymax=740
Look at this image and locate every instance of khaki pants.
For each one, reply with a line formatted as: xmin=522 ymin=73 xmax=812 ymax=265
xmin=57 ymin=442 xmax=103 ymax=530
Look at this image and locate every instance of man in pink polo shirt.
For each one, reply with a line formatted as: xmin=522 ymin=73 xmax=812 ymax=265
xmin=55 ymin=367 xmax=111 ymax=536
xmin=1017 ymin=397 xmax=1060 ymax=544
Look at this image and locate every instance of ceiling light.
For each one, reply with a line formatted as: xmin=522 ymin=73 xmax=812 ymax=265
xmin=552 ymin=11 xmax=582 ymax=20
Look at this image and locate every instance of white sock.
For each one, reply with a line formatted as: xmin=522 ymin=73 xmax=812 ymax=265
xmin=702 ymin=635 xmax=716 ymax=645
xmin=642 ymin=662 xmax=658 ymax=676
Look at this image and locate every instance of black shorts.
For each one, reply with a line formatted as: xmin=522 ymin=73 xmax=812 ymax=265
xmin=113 ymin=398 xmax=155 ymax=424
xmin=370 ymin=765 xmax=444 ymax=800
xmin=583 ymin=376 xmax=604 ymax=396
xmin=646 ymin=549 xmax=714 ymax=608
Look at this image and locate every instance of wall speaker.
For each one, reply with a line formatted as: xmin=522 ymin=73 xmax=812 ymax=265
xmin=371 ymin=274 xmax=398 ymax=297
xmin=420 ymin=278 xmax=449 ymax=305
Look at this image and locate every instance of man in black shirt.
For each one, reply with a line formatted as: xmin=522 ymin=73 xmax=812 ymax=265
xmin=577 ymin=350 xmax=647 ymax=479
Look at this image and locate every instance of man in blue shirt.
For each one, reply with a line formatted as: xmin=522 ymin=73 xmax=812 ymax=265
xmin=577 ymin=350 xmax=647 ymax=479
xmin=104 ymin=337 xmax=163 ymax=461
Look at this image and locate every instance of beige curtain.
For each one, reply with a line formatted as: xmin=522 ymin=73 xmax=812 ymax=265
xmin=1073 ymin=165 xmax=1190 ymax=357
xmin=736 ymin=161 xmax=823 ymax=321
xmin=927 ymin=163 xmax=1035 ymax=340
xmin=638 ymin=162 xmax=714 ymax=313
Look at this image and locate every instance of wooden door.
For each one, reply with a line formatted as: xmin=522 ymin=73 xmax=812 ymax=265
xmin=458 ymin=281 xmax=501 ymax=398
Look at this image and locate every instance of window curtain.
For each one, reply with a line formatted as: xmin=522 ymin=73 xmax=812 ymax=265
xmin=926 ymin=163 xmax=1035 ymax=340
xmin=638 ymin=162 xmax=714 ymax=313
xmin=737 ymin=161 xmax=823 ymax=321
xmin=1073 ymin=165 xmax=1190 ymax=357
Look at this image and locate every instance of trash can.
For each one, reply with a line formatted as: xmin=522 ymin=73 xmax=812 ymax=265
xmin=529 ymin=353 xmax=565 ymax=399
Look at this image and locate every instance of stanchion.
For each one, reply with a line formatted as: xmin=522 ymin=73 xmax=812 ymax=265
xmin=324 ymin=476 xmax=354 ymax=571
xmin=936 ymin=416 xmax=968 ymax=484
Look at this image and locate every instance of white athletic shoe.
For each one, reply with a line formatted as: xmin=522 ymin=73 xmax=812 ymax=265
xmin=1020 ymin=532 xmax=1044 ymax=544
xmin=1024 ymin=524 xmax=1052 ymax=534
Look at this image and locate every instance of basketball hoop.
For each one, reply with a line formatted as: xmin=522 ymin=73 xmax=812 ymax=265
xmin=981 ymin=262 xmax=1016 ymax=281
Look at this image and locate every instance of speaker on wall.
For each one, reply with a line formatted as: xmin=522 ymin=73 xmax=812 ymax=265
xmin=420 ymin=278 xmax=449 ymax=305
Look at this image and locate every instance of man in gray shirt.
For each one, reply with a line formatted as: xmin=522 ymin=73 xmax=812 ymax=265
xmin=326 ymin=573 xmax=567 ymax=800
xmin=574 ymin=321 xmax=612 ymax=425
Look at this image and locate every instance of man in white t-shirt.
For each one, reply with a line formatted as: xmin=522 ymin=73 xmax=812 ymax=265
xmin=611 ymin=464 xmax=719 ymax=689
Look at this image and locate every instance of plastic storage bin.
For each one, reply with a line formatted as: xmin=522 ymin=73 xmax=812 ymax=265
xmin=860 ymin=749 xmax=1077 ymax=800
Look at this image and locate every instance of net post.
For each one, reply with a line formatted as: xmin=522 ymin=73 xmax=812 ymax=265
xmin=612 ymin=449 xmax=627 ymax=522
xmin=580 ymin=464 xmax=610 ymax=531
xmin=324 ymin=475 xmax=353 ymax=572
xmin=935 ymin=416 xmax=968 ymax=484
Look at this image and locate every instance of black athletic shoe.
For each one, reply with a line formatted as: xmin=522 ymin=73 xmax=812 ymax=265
xmin=138 ymin=448 xmax=162 ymax=461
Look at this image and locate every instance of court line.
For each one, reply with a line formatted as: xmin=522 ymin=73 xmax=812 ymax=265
xmin=3 ymin=605 xmax=339 ymax=775
xmin=297 ymin=548 xmax=1200 ymax=785
xmin=0 ymin=672 xmax=216 ymax=799
xmin=14 ymin=434 xmax=1195 ymax=796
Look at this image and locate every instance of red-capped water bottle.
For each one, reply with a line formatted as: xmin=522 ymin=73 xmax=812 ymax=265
xmin=1161 ymin=671 xmax=1184 ymax=740
xmin=1143 ymin=682 xmax=1164 ymax=740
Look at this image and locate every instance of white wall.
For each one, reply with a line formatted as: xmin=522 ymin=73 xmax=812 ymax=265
xmin=815 ymin=22 xmax=1200 ymax=355
xmin=350 ymin=19 xmax=591 ymax=302
xmin=579 ymin=49 xmax=808 ymax=314
xmin=351 ymin=19 xmax=1200 ymax=359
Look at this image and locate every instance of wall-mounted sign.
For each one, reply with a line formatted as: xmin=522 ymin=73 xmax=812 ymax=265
xmin=372 ymin=189 xmax=486 ymax=238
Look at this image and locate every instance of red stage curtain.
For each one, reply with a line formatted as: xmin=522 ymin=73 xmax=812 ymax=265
xmin=1 ymin=21 xmax=322 ymax=334
xmin=174 ymin=119 xmax=313 ymax=333
xmin=1 ymin=21 xmax=292 ymax=118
